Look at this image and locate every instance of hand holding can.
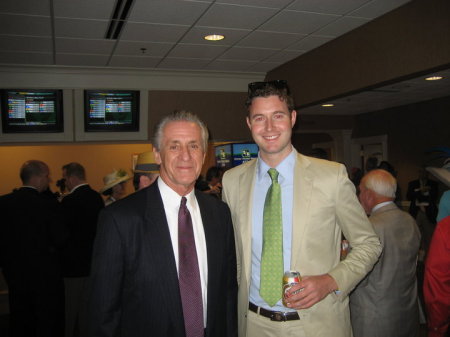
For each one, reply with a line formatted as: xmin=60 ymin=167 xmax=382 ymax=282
xmin=282 ymin=270 xmax=301 ymax=307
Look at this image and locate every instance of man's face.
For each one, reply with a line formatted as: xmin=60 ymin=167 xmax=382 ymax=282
xmin=62 ymin=169 xmax=74 ymax=192
xmin=138 ymin=173 xmax=158 ymax=190
xmin=154 ymin=121 xmax=205 ymax=195
xmin=37 ymin=167 xmax=51 ymax=193
xmin=247 ymin=95 xmax=296 ymax=163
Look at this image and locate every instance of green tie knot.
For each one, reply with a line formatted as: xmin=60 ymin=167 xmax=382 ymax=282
xmin=268 ymin=168 xmax=279 ymax=183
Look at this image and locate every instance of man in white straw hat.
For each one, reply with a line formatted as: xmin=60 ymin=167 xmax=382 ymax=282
xmin=100 ymin=169 xmax=130 ymax=206
xmin=133 ymin=151 xmax=159 ymax=191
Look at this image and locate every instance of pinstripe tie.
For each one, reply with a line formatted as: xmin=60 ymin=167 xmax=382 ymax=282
xmin=178 ymin=197 xmax=204 ymax=337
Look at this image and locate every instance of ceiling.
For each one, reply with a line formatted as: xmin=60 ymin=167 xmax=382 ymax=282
xmin=0 ymin=0 xmax=448 ymax=115
xmin=0 ymin=0 xmax=412 ymax=73
xmin=300 ymin=67 xmax=450 ymax=115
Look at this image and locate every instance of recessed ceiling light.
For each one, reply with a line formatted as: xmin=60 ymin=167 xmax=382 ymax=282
xmin=204 ymin=34 xmax=225 ymax=41
xmin=322 ymin=103 xmax=334 ymax=107
xmin=425 ymin=76 xmax=443 ymax=81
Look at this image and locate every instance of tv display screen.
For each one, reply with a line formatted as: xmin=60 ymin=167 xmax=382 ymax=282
xmin=232 ymin=143 xmax=259 ymax=166
xmin=215 ymin=144 xmax=233 ymax=168
xmin=0 ymin=89 xmax=63 ymax=133
xmin=84 ymin=90 xmax=139 ymax=132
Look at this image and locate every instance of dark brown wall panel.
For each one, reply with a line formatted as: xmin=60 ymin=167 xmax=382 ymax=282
xmin=267 ymin=0 xmax=450 ymax=106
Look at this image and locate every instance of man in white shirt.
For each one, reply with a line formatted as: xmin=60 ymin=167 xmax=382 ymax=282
xmin=87 ymin=111 xmax=237 ymax=337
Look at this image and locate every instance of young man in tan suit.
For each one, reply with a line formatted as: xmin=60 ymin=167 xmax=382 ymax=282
xmin=222 ymin=80 xmax=382 ymax=337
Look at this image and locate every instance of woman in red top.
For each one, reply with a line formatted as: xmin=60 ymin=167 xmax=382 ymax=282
xmin=424 ymin=215 xmax=450 ymax=337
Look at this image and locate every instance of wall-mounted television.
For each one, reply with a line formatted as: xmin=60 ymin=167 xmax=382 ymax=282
xmin=215 ymin=144 xmax=233 ymax=168
xmin=0 ymin=89 xmax=64 ymax=133
xmin=232 ymin=143 xmax=259 ymax=166
xmin=84 ymin=90 xmax=139 ymax=132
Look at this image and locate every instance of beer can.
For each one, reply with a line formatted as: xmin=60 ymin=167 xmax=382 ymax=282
xmin=282 ymin=270 xmax=301 ymax=306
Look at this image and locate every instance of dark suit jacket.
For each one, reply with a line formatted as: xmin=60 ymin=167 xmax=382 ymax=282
xmin=0 ymin=187 xmax=66 ymax=277
xmin=407 ymin=179 xmax=438 ymax=223
xmin=61 ymin=184 xmax=104 ymax=277
xmin=0 ymin=187 xmax=67 ymax=336
xmin=87 ymin=183 xmax=237 ymax=337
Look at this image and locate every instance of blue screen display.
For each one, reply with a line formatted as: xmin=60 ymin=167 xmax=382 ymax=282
xmin=232 ymin=143 xmax=258 ymax=166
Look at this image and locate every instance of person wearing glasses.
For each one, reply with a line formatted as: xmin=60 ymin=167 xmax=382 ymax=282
xmin=221 ymin=80 xmax=381 ymax=337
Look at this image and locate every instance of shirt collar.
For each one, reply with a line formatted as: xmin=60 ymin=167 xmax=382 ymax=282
xmin=69 ymin=183 xmax=88 ymax=194
xmin=157 ymin=177 xmax=196 ymax=210
xmin=22 ymin=185 xmax=38 ymax=191
xmin=371 ymin=200 xmax=394 ymax=213
xmin=256 ymin=146 xmax=296 ymax=183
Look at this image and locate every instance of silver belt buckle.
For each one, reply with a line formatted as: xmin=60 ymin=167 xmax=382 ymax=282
xmin=270 ymin=311 xmax=287 ymax=321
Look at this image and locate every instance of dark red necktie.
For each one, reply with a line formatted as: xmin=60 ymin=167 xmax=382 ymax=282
xmin=178 ymin=197 xmax=204 ymax=337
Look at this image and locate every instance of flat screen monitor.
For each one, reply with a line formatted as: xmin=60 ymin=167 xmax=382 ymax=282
xmin=84 ymin=90 xmax=139 ymax=132
xmin=232 ymin=143 xmax=259 ymax=166
xmin=215 ymin=144 xmax=233 ymax=168
xmin=0 ymin=89 xmax=64 ymax=133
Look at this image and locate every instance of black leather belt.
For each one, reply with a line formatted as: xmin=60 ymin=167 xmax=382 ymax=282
xmin=249 ymin=302 xmax=300 ymax=321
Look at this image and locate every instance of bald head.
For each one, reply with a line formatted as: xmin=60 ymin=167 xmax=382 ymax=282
xmin=359 ymin=169 xmax=397 ymax=214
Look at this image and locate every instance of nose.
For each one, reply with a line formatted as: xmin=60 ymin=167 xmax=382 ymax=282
xmin=265 ymin=118 xmax=273 ymax=131
xmin=180 ymin=145 xmax=192 ymax=160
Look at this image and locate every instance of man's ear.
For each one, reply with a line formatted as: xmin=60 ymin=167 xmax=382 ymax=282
xmin=246 ymin=116 xmax=251 ymax=130
xmin=290 ymin=110 xmax=297 ymax=127
xmin=153 ymin=148 xmax=161 ymax=165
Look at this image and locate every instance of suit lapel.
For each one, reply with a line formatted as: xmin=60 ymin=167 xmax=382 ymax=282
xmin=291 ymin=153 xmax=313 ymax=269
xmin=195 ymin=192 xmax=218 ymax=321
xmin=143 ymin=184 xmax=184 ymax=325
xmin=238 ymin=161 xmax=257 ymax=285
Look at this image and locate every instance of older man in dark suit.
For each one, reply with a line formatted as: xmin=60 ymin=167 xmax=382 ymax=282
xmin=87 ymin=111 xmax=237 ymax=337
xmin=351 ymin=169 xmax=421 ymax=337
xmin=0 ymin=160 xmax=67 ymax=337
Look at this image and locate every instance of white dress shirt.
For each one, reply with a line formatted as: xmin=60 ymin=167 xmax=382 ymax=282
xmin=157 ymin=177 xmax=208 ymax=326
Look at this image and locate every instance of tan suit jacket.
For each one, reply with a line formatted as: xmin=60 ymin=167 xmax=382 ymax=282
xmin=350 ymin=203 xmax=420 ymax=337
xmin=222 ymin=150 xmax=382 ymax=337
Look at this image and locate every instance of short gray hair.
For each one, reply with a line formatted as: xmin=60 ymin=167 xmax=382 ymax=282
xmin=62 ymin=162 xmax=86 ymax=180
xmin=20 ymin=160 xmax=48 ymax=184
xmin=363 ymin=169 xmax=397 ymax=198
xmin=153 ymin=110 xmax=209 ymax=151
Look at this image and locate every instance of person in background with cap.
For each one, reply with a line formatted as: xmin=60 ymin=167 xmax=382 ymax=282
xmin=60 ymin=162 xmax=104 ymax=337
xmin=100 ymin=169 xmax=130 ymax=206
xmin=133 ymin=151 xmax=159 ymax=191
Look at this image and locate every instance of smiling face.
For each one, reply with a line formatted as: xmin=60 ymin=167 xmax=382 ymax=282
xmin=247 ymin=95 xmax=296 ymax=167
xmin=154 ymin=120 xmax=206 ymax=196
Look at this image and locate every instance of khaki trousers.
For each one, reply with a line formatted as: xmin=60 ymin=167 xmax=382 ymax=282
xmin=246 ymin=310 xmax=306 ymax=337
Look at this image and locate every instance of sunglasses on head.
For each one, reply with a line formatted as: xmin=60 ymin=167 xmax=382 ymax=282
xmin=247 ymin=80 xmax=290 ymax=96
